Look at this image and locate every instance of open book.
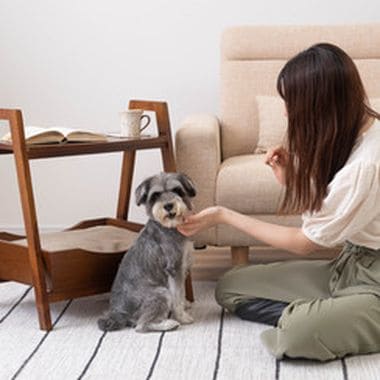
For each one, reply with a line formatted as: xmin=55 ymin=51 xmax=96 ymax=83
xmin=1 ymin=126 xmax=108 ymax=145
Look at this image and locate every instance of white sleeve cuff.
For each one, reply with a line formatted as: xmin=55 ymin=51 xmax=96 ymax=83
xmin=301 ymin=224 xmax=337 ymax=248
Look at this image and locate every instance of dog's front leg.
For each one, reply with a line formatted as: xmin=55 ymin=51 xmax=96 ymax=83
xmin=169 ymin=275 xmax=193 ymax=325
xmin=182 ymin=240 xmax=194 ymax=311
xmin=180 ymin=275 xmax=192 ymax=310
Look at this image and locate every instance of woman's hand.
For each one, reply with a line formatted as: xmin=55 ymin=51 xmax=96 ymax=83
xmin=265 ymin=145 xmax=289 ymax=186
xmin=177 ymin=206 xmax=225 ymax=237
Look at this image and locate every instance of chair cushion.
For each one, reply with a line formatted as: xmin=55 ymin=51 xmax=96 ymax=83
xmin=216 ymin=154 xmax=284 ymax=214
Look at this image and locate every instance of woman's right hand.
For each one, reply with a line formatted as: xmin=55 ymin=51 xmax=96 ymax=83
xmin=176 ymin=206 xmax=224 ymax=237
xmin=265 ymin=146 xmax=289 ymax=186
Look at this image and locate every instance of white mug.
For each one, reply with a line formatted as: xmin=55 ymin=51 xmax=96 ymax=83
xmin=120 ymin=109 xmax=151 ymax=138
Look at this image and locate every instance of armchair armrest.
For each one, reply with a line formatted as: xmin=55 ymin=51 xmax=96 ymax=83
xmin=175 ymin=114 xmax=221 ymax=245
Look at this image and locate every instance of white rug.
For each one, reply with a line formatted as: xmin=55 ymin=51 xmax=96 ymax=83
xmin=0 ymin=281 xmax=379 ymax=380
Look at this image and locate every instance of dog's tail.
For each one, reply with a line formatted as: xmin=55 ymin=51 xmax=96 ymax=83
xmin=97 ymin=311 xmax=130 ymax=331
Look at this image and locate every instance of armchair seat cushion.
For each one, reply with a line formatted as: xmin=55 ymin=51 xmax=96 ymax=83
xmin=216 ymin=154 xmax=284 ymax=214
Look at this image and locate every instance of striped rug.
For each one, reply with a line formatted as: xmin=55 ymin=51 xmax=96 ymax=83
xmin=0 ymin=281 xmax=379 ymax=380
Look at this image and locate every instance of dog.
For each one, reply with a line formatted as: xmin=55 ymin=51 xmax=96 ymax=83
xmin=98 ymin=172 xmax=196 ymax=332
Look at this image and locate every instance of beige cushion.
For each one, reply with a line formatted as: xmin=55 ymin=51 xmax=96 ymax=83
xmin=216 ymin=154 xmax=284 ymax=214
xmin=370 ymin=98 xmax=380 ymax=111
xmin=254 ymin=95 xmax=287 ymax=154
xmin=13 ymin=226 xmax=138 ymax=253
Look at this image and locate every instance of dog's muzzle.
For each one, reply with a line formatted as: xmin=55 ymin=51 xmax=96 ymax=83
xmin=153 ymin=199 xmax=188 ymax=227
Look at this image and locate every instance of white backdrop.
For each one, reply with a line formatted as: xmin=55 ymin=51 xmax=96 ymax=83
xmin=1 ymin=0 xmax=379 ymax=232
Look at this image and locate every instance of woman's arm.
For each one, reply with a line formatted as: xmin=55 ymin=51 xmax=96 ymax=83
xmin=177 ymin=206 xmax=323 ymax=256
xmin=220 ymin=207 xmax=322 ymax=255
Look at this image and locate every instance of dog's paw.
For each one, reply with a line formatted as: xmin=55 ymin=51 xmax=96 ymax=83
xmin=185 ymin=300 xmax=193 ymax=310
xmin=158 ymin=319 xmax=181 ymax=330
xmin=98 ymin=317 xmax=120 ymax=331
xmin=97 ymin=312 xmax=129 ymax=331
xmin=175 ymin=311 xmax=194 ymax=325
xmin=138 ymin=319 xmax=180 ymax=332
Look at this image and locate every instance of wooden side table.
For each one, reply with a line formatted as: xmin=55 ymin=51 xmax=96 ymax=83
xmin=0 ymin=100 xmax=194 ymax=331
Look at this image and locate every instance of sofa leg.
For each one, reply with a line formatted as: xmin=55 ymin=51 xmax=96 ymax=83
xmin=193 ymin=242 xmax=207 ymax=250
xmin=231 ymin=246 xmax=249 ymax=265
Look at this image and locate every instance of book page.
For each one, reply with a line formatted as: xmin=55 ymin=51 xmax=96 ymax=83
xmin=0 ymin=125 xmax=106 ymax=144
xmin=24 ymin=126 xmax=49 ymax=139
xmin=62 ymin=128 xmax=106 ymax=142
xmin=47 ymin=126 xmax=77 ymax=136
xmin=0 ymin=126 xmax=60 ymax=143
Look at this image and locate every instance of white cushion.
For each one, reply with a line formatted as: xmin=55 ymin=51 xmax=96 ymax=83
xmin=254 ymin=95 xmax=287 ymax=154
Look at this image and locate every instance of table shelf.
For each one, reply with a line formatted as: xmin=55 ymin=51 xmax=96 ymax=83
xmin=0 ymin=135 xmax=168 ymax=159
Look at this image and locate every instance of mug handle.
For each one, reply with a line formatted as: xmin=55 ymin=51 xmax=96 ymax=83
xmin=139 ymin=115 xmax=151 ymax=132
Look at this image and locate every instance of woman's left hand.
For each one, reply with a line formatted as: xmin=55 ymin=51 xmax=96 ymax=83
xmin=177 ymin=206 xmax=224 ymax=237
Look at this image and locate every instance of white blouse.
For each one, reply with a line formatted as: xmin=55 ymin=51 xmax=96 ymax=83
xmin=302 ymin=119 xmax=380 ymax=250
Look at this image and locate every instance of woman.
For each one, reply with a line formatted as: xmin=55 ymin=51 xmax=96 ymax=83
xmin=177 ymin=43 xmax=380 ymax=361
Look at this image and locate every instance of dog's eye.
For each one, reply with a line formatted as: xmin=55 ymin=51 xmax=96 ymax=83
xmin=150 ymin=192 xmax=161 ymax=202
xmin=172 ymin=187 xmax=184 ymax=197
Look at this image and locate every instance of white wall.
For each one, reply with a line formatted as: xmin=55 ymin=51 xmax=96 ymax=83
xmin=1 ymin=0 xmax=379 ymax=232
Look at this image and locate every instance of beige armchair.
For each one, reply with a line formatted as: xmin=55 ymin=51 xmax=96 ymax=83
xmin=175 ymin=24 xmax=380 ymax=264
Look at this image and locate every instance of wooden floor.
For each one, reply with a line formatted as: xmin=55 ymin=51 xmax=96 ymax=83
xmin=191 ymin=246 xmax=339 ymax=281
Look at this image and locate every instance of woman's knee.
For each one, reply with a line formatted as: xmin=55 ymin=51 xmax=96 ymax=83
xmin=214 ymin=264 xmax=280 ymax=312
xmin=214 ymin=268 xmax=246 ymax=312
xmin=214 ymin=274 xmax=236 ymax=312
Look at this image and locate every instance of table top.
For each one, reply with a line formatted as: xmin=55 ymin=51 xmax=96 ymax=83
xmin=0 ymin=135 xmax=167 ymax=159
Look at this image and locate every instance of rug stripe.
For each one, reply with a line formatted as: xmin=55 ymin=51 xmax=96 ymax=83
xmin=212 ymin=307 xmax=225 ymax=380
xmin=11 ymin=299 xmax=72 ymax=379
xmin=0 ymin=286 xmax=32 ymax=323
xmin=77 ymin=331 xmax=107 ymax=380
xmin=146 ymin=332 xmax=166 ymax=380
xmin=275 ymin=359 xmax=280 ymax=380
xmin=342 ymin=358 xmax=348 ymax=380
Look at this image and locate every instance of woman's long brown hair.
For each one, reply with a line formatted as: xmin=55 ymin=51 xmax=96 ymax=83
xmin=277 ymin=43 xmax=380 ymax=215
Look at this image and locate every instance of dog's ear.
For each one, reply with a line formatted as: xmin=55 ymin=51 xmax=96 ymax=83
xmin=135 ymin=177 xmax=152 ymax=206
xmin=176 ymin=173 xmax=196 ymax=197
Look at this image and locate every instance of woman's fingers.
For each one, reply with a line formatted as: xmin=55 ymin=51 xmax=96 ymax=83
xmin=265 ymin=146 xmax=283 ymax=164
xmin=183 ymin=214 xmax=199 ymax=224
xmin=177 ymin=224 xmax=197 ymax=237
xmin=266 ymin=146 xmax=289 ymax=167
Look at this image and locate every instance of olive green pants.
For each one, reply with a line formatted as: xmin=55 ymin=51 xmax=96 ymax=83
xmin=215 ymin=242 xmax=380 ymax=361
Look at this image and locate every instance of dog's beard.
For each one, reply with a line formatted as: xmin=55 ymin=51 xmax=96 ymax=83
xmin=152 ymin=198 xmax=189 ymax=228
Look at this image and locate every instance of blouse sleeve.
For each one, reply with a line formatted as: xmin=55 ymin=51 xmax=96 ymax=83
xmin=302 ymin=161 xmax=380 ymax=247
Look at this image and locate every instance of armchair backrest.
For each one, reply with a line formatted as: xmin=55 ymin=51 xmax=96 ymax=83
xmin=220 ymin=24 xmax=380 ymax=160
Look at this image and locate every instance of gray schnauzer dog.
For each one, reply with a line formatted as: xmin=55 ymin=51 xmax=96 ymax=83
xmin=98 ymin=172 xmax=196 ymax=332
